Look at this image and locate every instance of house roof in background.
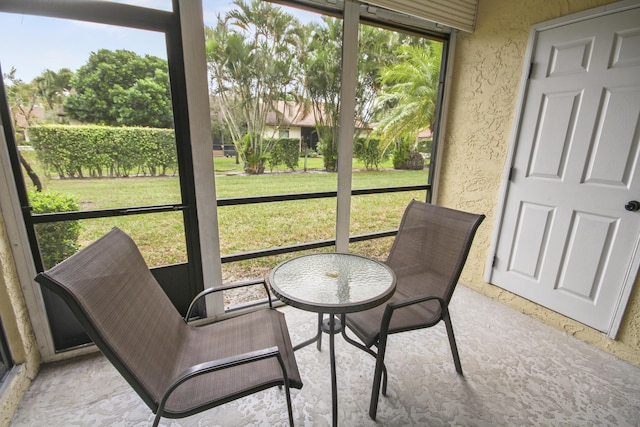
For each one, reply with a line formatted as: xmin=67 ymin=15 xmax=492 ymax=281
xmin=266 ymin=101 xmax=315 ymax=127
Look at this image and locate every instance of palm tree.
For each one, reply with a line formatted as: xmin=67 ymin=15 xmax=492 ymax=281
xmin=33 ymin=68 xmax=73 ymax=116
xmin=206 ymin=0 xmax=303 ymax=173
xmin=302 ymin=17 xmax=343 ymax=171
xmin=375 ymin=42 xmax=442 ymax=147
xmin=302 ymin=21 xmax=406 ymax=171
xmin=357 ymin=25 xmax=400 ymax=128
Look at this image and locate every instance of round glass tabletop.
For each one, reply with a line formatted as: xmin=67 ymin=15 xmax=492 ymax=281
xmin=269 ymin=253 xmax=396 ymax=314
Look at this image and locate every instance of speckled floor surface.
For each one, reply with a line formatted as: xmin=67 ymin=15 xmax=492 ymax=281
xmin=10 ymin=285 xmax=640 ymax=426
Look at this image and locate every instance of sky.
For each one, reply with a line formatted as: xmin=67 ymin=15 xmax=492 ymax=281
xmin=0 ymin=0 xmax=318 ymax=83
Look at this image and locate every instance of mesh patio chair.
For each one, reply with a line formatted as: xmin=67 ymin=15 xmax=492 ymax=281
xmin=343 ymin=200 xmax=484 ymax=420
xmin=35 ymin=227 xmax=302 ymax=426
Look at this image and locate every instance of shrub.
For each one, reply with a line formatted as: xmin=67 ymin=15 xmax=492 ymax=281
xmin=393 ymin=138 xmax=424 ymax=170
xmin=318 ymin=134 xmax=338 ymax=172
xmin=417 ymin=138 xmax=433 ymax=155
xmin=354 ymin=137 xmax=388 ymax=170
xmin=268 ymin=138 xmax=300 ymax=171
xmin=239 ymin=134 xmax=269 ymax=174
xmin=392 ymin=139 xmax=410 ymax=169
xmin=29 ymin=190 xmax=81 ymax=269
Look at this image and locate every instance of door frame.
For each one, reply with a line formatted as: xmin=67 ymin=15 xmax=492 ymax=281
xmin=486 ymin=0 xmax=640 ymax=339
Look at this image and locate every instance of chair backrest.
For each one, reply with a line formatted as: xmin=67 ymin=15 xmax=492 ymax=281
xmin=386 ymin=200 xmax=485 ymax=303
xmin=35 ymin=227 xmax=185 ymax=411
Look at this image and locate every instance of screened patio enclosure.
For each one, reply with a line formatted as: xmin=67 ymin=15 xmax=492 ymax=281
xmin=0 ymin=0 xmax=461 ymax=358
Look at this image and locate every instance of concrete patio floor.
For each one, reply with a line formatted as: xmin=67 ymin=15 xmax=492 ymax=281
xmin=9 ymin=285 xmax=640 ymax=426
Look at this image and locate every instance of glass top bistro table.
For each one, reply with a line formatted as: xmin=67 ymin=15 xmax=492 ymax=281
xmin=269 ymin=253 xmax=396 ymax=426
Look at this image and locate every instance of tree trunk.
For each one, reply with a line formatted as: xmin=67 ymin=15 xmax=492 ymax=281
xmin=19 ymin=151 xmax=43 ymax=191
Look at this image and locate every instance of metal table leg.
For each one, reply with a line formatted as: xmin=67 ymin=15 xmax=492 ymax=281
xmin=293 ymin=312 xmax=323 ymax=351
xmin=293 ymin=312 xmax=340 ymax=426
xmin=329 ymin=313 xmax=338 ymax=427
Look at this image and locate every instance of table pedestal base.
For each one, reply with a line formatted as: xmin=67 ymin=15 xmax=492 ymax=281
xmin=292 ymin=313 xmax=340 ymax=426
xmin=322 ymin=316 xmax=342 ymax=334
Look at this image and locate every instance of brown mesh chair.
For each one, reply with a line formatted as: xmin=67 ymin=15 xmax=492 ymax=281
xmin=35 ymin=228 xmax=302 ymax=426
xmin=343 ymin=200 xmax=484 ymax=420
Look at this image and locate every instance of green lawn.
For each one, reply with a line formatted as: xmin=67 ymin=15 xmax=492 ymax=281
xmin=20 ymin=149 xmax=428 ymax=281
xmin=212 ymin=153 xmax=397 ymax=175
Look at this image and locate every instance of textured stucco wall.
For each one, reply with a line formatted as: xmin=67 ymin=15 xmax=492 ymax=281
xmin=442 ymin=0 xmax=640 ymax=366
xmin=0 ymin=215 xmax=40 ymax=427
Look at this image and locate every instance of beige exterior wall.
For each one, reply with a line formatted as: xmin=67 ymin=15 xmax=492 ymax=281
xmin=441 ymin=0 xmax=640 ymax=366
xmin=264 ymin=126 xmax=303 ymax=139
xmin=0 ymin=215 xmax=40 ymax=427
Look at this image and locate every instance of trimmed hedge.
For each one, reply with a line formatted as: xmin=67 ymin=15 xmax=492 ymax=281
xmin=29 ymin=125 xmax=177 ymax=178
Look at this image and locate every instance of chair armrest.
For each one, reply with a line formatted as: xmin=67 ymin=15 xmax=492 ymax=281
xmin=387 ymin=294 xmax=446 ymax=310
xmin=156 ymin=346 xmax=282 ymax=420
xmin=184 ymin=279 xmax=272 ymax=320
xmin=379 ymin=295 xmax=448 ymax=339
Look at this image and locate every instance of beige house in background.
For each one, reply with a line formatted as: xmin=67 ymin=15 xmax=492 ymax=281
xmin=1 ymin=0 xmax=639 ymax=425
xmin=12 ymin=105 xmax=45 ymax=130
xmin=263 ymin=101 xmax=372 ymax=152
xmin=263 ymin=101 xmax=320 ymax=152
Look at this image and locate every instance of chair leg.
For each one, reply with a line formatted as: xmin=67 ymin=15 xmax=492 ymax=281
xmin=276 ymin=356 xmax=295 ymax=427
xmin=443 ymin=309 xmax=463 ymax=376
xmin=381 ymin=363 xmax=388 ymax=396
xmin=369 ymin=334 xmax=388 ymax=420
xmin=284 ymin=380 xmax=294 ymax=426
xmin=340 ymin=321 xmax=389 ymax=397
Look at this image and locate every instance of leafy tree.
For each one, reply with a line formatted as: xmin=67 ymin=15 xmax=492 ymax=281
xmin=3 ymin=67 xmax=44 ymax=190
xmin=3 ymin=67 xmax=40 ymax=133
xmin=206 ymin=0 xmax=303 ymax=174
xmin=4 ymin=68 xmax=74 ymax=129
xmin=64 ymin=49 xmax=172 ymax=127
xmin=111 ymin=69 xmax=173 ymax=128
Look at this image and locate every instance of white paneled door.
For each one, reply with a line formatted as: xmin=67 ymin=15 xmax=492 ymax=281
xmin=490 ymin=4 xmax=640 ymax=335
